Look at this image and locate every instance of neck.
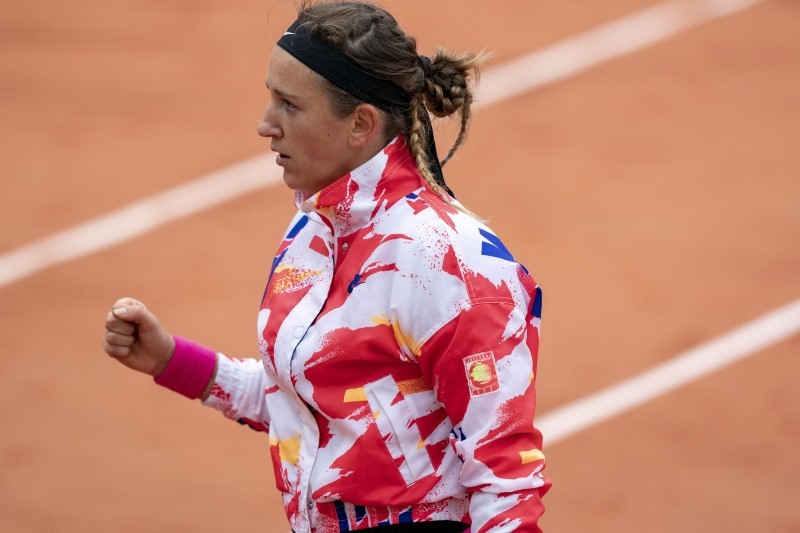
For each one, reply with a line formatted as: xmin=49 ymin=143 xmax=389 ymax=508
xmin=352 ymin=132 xmax=394 ymax=169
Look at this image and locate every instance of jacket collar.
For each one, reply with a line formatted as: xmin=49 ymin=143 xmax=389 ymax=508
xmin=296 ymin=136 xmax=424 ymax=237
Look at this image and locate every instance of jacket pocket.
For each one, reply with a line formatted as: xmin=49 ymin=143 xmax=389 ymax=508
xmin=364 ymin=375 xmax=435 ymax=485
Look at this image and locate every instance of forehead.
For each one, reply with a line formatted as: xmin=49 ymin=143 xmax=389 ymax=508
xmin=266 ymin=47 xmax=323 ymax=98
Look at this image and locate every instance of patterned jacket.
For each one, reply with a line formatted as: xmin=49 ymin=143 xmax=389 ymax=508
xmin=203 ymin=137 xmax=550 ymax=532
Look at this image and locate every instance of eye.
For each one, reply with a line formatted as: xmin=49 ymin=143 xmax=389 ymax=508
xmin=282 ymin=99 xmax=296 ymax=111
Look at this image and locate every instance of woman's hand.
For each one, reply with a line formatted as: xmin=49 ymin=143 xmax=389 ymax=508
xmin=103 ymin=297 xmax=175 ymax=377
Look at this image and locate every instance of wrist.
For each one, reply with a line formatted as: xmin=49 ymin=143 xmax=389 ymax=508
xmin=153 ymin=336 xmax=176 ymax=378
xmin=153 ymin=336 xmax=217 ymax=400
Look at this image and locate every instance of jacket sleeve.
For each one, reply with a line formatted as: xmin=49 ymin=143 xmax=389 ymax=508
xmin=416 ymin=299 xmax=550 ymax=532
xmin=201 ymin=354 xmax=273 ymax=433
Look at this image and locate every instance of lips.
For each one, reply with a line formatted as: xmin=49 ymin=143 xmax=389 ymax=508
xmin=272 ymin=146 xmax=290 ymax=166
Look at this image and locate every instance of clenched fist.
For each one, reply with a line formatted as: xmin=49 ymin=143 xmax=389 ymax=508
xmin=103 ymin=297 xmax=175 ymax=377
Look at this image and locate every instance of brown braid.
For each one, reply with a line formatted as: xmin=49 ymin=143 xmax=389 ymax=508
xmin=408 ymin=94 xmax=449 ymax=200
xmin=420 ymin=48 xmax=489 ymax=169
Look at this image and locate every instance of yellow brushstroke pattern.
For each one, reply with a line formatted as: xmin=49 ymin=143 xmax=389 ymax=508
xmin=344 ymin=378 xmax=429 ymax=403
xmin=343 ymin=388 xmax=367 ymax=402
xmin=369 ymin=314 xmax=421 ymax=356
xmin=278 ymin=437 xmax=301 ymax=466
xmin=519 ymin=449 xmax=545 ymax=464
xmin=270 ymin=435 xmax=301 ymax=466
xmin=371 ymin=314 xmax=391 ymax=327
xmin=397 ymin=377 xmax=429 ymax=395
xmin=271 ymin=266 xmax=322 ymax=294
xmin=417 ymin=439 xmax=426 ymax=450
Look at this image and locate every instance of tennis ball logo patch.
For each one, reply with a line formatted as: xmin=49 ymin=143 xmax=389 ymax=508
xmin=463 ymin=351 xmax=500 ymax=397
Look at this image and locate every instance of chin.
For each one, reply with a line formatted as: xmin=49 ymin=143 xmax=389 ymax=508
xmin=281 ymin=172 xmax=302 ymax=191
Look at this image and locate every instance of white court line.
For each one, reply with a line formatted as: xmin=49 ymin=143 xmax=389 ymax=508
xmin=0 ymin=155 xmax=277 ymax=287
xmin=477 ymin=0 xmax=763 ymax=108
xmin=539 ymin=299 xmax=800 ymax=445
xmin=0 ymin=0 xmax=764 ymax=288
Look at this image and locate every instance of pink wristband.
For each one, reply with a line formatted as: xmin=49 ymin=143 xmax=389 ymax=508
xmin=153 ymin=336 xmax=217 ymax=399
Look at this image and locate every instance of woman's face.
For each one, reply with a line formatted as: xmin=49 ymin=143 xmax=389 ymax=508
xmin=258 ymin=47 xmax=358 ymax=198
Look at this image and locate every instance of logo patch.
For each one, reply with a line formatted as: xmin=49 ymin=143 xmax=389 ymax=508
xmin=463 ymin=351 xmax=500 ymax=397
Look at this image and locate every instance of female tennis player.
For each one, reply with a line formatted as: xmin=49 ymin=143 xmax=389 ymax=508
xmin=104 ymin=2 xmax=549 ymax=531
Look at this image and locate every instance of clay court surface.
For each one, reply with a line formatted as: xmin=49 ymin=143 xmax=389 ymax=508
xmin=2 ymin=0 xmax=799 ymax=531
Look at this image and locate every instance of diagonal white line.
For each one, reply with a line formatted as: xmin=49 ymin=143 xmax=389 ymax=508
xmin=0 ymin=155 xmax=278 ymax=287
xmin=0 ymin=0 xmax=765 ymax=288
xmin=475 ymin=0 xmax=764 ymax=109
xmin=538 ymin=298 xmax=800 ymax=445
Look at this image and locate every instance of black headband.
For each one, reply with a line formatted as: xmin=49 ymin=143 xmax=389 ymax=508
xmin=277 ymin=20 xmax=411 ymax=112
xmin=276 ymin=18 xmax=453 ymax=197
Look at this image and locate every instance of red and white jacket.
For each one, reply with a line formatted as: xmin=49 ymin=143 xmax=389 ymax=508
xmin=203 ymin=137 xmax=549 ymax=532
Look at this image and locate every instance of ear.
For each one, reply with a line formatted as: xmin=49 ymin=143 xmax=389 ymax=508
xmin=348 ymin=104 xmax=381 ymax=148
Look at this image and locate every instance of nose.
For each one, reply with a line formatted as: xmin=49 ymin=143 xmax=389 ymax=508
xmin=257 ymin=103 xmax=282 ymax=138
